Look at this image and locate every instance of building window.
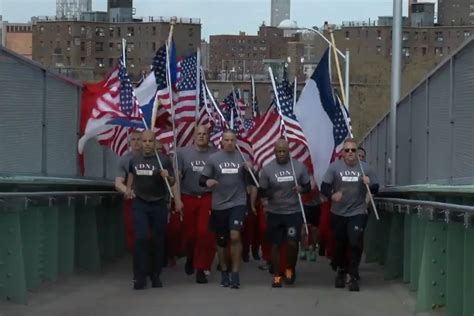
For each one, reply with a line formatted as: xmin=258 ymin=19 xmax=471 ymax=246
xmin=435 ymin=47 xmax=443 ymax=56
xmin=80 ymin=41 xmax=85 ymax=51
xmin=345 ymin=31 xmax=350 ymax=40
xmin=80 ymin=57 xmax=86 ymax=66
xmin=40 ymin=25 xmax=44 ymax=33
xmin=376 ymin=46 xmax=381 ymax=54
xmin=435 ymin=32 xmax=443 ymax=42
xmin=96 ymin=58 xmax=104 ymax=67
xmin=109 ymin=42 xmax=114 ymax=49
xmin=152 ymin=42 xmax=156 ymax=51
xmin=402 ymin=47 xmax=410 ymax=57
xmin=40 ymin=41 xmax=44 ymax=47
xmin=81 ymin=26 xmax=86 ymax=36
xmin=414 ymin=32 xmax=418 ymax=40
xmin=109 ymin=58 xmax=114 ymax=67
xmin=117 ymin=27 xmax=121 ymax=37
xmin=464 ymin=30 xmax=471 ymax=38
xmin=67 ymin=41 xmax=71 ymax=50
xmin=109 ymin=27 xmax=114 ymax=37
xmin=68 ymin=26 xmax=71 ymax=35
xmin=127 ymin=27 xmax=134 ymax=36
xmin=213 ymin=90 xmax=219 ymax=98
xmin=66 ymin=56 xmax=71 ymax=65
xmin=422 ymin=32 xmax=427 ymax=40
xmin=377 ymin=30 xmax=382 ymax=40
xmin=95 ymin=42 xmax=104 ymax=52
xmin=422 ymin=47 xmax=427 ymax=56
xmin=402 ymin=31 xmax=409 ymax=41
xmin=127 ymin=43 xmax=135 ymax=52
xmin=152 ymin=26 xmax=156 ymax=35
xmin=189 ymin=27 xmax=194 ymax=37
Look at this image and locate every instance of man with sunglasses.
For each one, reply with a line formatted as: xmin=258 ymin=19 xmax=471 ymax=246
xmin=320 ymin=138 xmax=379 ymax=292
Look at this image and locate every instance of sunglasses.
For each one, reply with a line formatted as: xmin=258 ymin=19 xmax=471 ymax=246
xmin=344 ymin=148 xmax=357 ymax=153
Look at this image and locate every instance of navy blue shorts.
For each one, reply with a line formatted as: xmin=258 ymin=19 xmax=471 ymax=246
xmin=209 ymin=205 xmax=247 ymax=234
xmin=266 ymin=212 xmax=303 ymax=245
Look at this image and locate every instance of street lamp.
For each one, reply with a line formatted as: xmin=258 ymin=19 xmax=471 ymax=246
xmin=277 ymin=20 xmax=351 ymax=109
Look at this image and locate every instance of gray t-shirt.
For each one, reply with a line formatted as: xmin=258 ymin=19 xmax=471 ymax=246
xmin=201 ymin=150 xmax=249 ymax=211
xmin=116 ymin=151 xmax=136 ymax=179
xmin=260 ymin=159 xmax=311 ymax=215
xmin=176 ymin=146 xmax=217 ymax=196
xmin=322 ymin=159 xmax=378 ymax=217
xmin=129 ymin=153 xmax=174 ymax=202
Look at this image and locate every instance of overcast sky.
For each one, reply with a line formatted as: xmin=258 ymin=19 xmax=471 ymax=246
xmin=1 ymin=0 xmax=429 ymax=39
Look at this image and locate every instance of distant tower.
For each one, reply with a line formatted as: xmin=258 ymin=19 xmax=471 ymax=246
xmin=271 ymin=0 xmax=290 ymax=27
xmin=108 ymin=0 xmax=133 ymax=23
xmin=56 ymin=0 xmax=92 ymax=19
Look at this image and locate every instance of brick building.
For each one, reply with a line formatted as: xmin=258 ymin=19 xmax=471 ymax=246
xmin=438 ymin=0 xmax=474 ymax=26
xmin=209 ymin=24 xmax=299 ymax=81
xmin=0 ymin=21 xmax=33 ymax=59
xmin=32 ymin=16 xmax=201 ymax=80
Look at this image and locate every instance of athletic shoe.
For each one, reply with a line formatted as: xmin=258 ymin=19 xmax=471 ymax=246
xmin=335 ymin=270 xmax=346 ymax=288
xmin=150 ymin=275 xmax=163 ymax=288
xmin=204 ymin=270 xmax=211 ymax=276
xmin=230 ymin=272 xmax=240 ymax=289
xmin=133 ymin=277 xmax=146 ymax=290
xmin=272 ymin=276 xmax=283 ymax=288
xmin=258 ymin=262 xmax=270 ymax=271
xmin=309 ymin=250 xmax=317 ymax=262
xmin=284 ymin=268 xmax=296 ymax=285
xmin=220 ymin=271 xmax=230 ymax=287
xmin=252 ymin=249 xmax=261 ymax=261
xmin=299 ymin=250 xmax=307 ymax=260
xmin=349 ymin=278 xmax=360 ymax=292
xmin=196 ymin=270 xmax=208 ymax=284
xmin=185 ymin=257 xmax=194 ymax=275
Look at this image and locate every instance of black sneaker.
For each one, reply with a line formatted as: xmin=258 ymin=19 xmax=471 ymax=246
xmin=196 ymin=270 xmax=208 ymax=284
xmin=150 ymin=275 xmax=162 ymax=288
xmin=133 ymin=277 xmax=146 ymax=290
xmin=216 ymin=263 xmax=222 ymax=271
xmin=353 ymin=271 xmax=361 ymax=281
xmin=185 ymin=257 xmax=194 ymax=275
xmin=335 ymin=270 xmax=346 ymax=289
xmin=252 ymin=249 xmax=261 ymax=261
xmin=272 ymin=276 xmax=283 ymax=288
xmin=220 ymin=271 xmax=230 ymax=287
xmin=349 ymin=278 xmax=360 ymax=292
xmin=230 ymin=272 xmax=240 ymax=289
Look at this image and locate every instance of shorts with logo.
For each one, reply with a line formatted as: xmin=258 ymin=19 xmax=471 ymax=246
xmin=209 ymin=205 xmax=247 ymax=234
xmin=266 ymin=212 xmax=303 ymax=245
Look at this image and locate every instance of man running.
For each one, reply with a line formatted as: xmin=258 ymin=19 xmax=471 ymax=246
xmin=320 ymin=138 xmax=378 ymax=291
xmin=174 ymin=126 xmax=217 ymax=284
xmin=115 ymin=130 xmax=141 ymax=254
xmin=199 ymin=129 xmax=253 ymax=289
xmin=126 ymin=130 xmax=175 ymax=289
xmin=259 ymin=139 xmax=311 ymax=288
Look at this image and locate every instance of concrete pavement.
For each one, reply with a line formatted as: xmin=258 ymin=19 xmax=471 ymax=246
xmin=0 ymin=255 xmax=422 ymax=316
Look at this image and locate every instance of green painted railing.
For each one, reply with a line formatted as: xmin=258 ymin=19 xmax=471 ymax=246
xmin=366 ymin=186 xmax=474 ymax=316
xmin=0 ymin=179 xmax=125 ymax=304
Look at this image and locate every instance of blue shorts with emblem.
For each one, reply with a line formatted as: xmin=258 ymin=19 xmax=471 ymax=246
xmin=209 ymin=205 xmax=247 ymax=234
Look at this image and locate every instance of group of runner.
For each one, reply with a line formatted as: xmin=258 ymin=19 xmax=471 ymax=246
xmin=115 ymin=126 xmax=378 ymax=292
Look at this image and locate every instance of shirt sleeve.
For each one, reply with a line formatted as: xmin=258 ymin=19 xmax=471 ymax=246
xmin=164 ymin=155 xmax=175 ymax=178
xmin=128 ymin=157 xmax=135 ymax=175
xmin=299 ymin=163 xmax=311 ymax=185
xmin=116 ymin=156 xmax=128 ymax=178
xmin=322 ymin=162 xmax=335 ymax=185
xmin=176 ymin=149 xmax=184 ymax=172
xmin=201 ymin=156 xmax=215 ymax=178
xmin=259 ymin=168 xmax=269 ymax=190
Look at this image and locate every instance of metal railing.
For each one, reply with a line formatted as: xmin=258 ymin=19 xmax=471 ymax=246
xmin=375 ymin=197 xmax=474 ymax=227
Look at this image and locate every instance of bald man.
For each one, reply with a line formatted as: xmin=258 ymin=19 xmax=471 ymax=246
xmin=127 ymin=130 xmax=175 ymax=290
xmin=173 ymin=126 xmax=217 ymax=284
xmin=259 ymin=139 xmax=311 ymax=288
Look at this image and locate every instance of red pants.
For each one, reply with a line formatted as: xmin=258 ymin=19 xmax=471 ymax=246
xmin=257 ymin=204 xmax=272 ymax=263
xmin=181 ymin=194 xmax=216 ymax=271
xmin=123 ymin=199 xmax=134 ymax=254
xmin=166 ymin=209 xmax=183 ymax=260
xmin=319 ymin=201 xmax=335 ymax=259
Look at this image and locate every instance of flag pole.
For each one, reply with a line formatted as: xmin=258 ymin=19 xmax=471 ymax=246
xmin=165 ymin=17 xmax=180 ymax=191
xmin=251 ymin=75 xmax=256 ymax=117
xmin=328 ymin=28 xmax=347 ymax=105
xmin=201 ymin=67 xmax=260 ymax=188
xmin=336 ymin=94 xmax=380 ymax=220
xmin=195 ymin=48 xmax=201 ymax=125
xmin=121 ymin=38 xmax=131 ymax=152
xmin=268 ymin=67 xmax=309 ymax=235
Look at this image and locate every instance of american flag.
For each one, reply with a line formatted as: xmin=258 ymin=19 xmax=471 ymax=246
xmin=247 ymin=77 xmax=312 ymax=172
xmin=78 ymin=56 xmax=142 ymax=157
xmin=175 ymin=53 xmax=199 ymax=124
xmin=334 ymin=94 xmax=351 ymax=154
xmin=152 ymin=44 xmax=178 ymax=122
